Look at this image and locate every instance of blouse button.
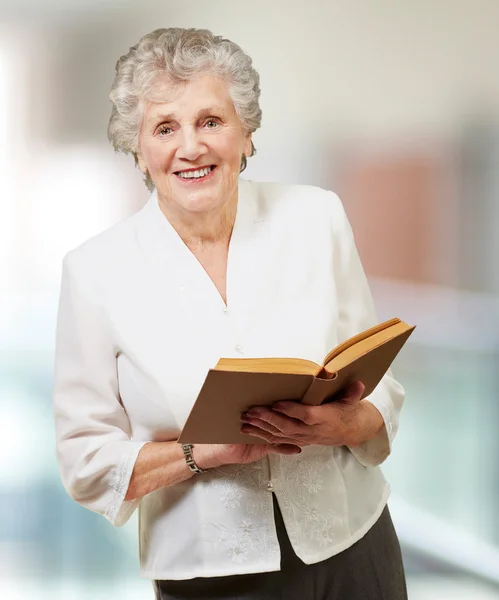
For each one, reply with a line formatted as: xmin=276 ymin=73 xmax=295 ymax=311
xmin=223 ymin=307 xmax=229 ymax=316
xmin=266 ymin=481 xmax=274 ymax=491
xmin=235 ymin=344 xmax=244 ymax=354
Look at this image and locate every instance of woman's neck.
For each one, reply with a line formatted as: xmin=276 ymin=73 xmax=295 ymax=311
xmin=157 ymin=193 xmax=238 ymax=251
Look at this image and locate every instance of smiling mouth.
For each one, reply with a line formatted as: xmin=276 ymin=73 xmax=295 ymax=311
xmin=174 ymin=165 xmax=216 ymax=181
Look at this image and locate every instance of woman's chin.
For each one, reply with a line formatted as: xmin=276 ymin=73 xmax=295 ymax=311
xmin=177 ymin=194 xmax=227 ymax=214
xmin=157 ymin=174 xmax=238 ymax=214
xmin=164 ymin=186 xmax=232 ymax=214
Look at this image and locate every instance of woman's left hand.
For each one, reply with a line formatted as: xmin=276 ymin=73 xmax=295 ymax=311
xmin=240 ymin=381 xmax=384 ymax=448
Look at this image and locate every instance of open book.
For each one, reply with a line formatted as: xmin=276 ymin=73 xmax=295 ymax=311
xmin=178 ymin=318 xmax=415 ymax=445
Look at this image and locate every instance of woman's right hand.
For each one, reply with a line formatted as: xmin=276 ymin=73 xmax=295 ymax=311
xmin=194 ymin=442 xmax=301 ymax=470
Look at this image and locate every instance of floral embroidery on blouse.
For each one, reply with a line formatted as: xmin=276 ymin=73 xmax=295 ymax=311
xmin=221 ymin=486 xmax=243 ymax=508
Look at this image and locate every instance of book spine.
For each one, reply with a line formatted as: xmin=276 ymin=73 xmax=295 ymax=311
xmin=302 ymin=375 xmax=339 ymax=405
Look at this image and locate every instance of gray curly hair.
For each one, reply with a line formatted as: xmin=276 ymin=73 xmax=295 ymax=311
xmin=108 ymin=28 xmax=262 ymax=189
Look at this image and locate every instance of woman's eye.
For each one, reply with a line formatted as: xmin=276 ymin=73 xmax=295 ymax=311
xmin=205 ymin=120 xmax=219 ymax=129
xmin=158 ymin=125 xmax=173 ymax=136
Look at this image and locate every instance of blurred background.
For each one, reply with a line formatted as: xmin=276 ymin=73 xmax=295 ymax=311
xmin=2 ymin=0 xmax=499 ymax=598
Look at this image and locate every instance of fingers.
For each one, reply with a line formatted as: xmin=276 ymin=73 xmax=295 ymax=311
xmin=342 ymin=381 xmax=365 ymax=402
xmin=273 ymin=381 xmax=366 ymax=419
xmin=241 ymin=408 xmax=305 ymax=435
xmin=271 ymin=402 xmax=320 ymax=425
xmin=240 ymin=423 xmax=299 ymax=446
xmin=241 ymin=416 xmax=282 ymax=437
xmin=271 ymin=443 xmax=302 ymax=455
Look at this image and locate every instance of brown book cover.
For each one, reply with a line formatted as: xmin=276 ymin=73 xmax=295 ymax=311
xmin=178 ymin=318 xmax=415 ymax=444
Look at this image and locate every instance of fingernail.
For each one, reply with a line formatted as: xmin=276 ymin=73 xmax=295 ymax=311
xmin=247 ymin=409 xmax=261 ymax=418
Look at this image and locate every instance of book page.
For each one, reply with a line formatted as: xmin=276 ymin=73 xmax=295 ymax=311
xmin=215 ymin=357 xmax=321 ymax=375
xmin=323 ymin=321 xmax=414 ymax=373
xmin=321 ymin=318 xmax=401 ymax=366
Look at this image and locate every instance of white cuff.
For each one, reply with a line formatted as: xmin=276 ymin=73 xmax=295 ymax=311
xmin=347 ymin=376 xmax=403 ymax=468
xmin=104 ymin=441 xmax=149 ymax=527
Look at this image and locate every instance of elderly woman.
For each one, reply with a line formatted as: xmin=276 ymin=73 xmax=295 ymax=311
xmin=53 ymin=27 xmax=408 ymax=599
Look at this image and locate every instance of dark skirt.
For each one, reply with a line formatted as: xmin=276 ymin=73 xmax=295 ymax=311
xmin=153 ymin=495 xmax=408 ymax=600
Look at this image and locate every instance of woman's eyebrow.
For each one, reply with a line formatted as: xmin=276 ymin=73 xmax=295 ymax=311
xmin=149 ymin=106 xmax=227 ymax=128
xmin=152 ymin=113 xmax=176 ymax=124
xmin=197 ymin=106 xmax=226 ymax=117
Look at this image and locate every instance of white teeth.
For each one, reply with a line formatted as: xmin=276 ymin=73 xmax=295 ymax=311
xmin=177 ymin=166 xmax=212 ymax=179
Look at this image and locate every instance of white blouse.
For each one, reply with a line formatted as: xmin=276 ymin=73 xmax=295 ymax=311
xmin=52 ymin=178 xmax=405 ymax=580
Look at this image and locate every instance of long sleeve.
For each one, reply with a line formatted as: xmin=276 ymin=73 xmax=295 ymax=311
xmin=52 ymin=253 xmax=148 ymax=526
xmin=331 ymin=193 xmax=406 ymax=467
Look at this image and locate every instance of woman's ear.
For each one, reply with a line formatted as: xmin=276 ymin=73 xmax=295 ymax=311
xmin=135 ymin=152 xmax=148 ymax=175
xmin=243 ymin=133 xmax=253 ymax=158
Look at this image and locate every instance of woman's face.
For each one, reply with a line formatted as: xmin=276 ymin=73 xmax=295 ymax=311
xmin=137 ymin=75 xmax=252 ymax=216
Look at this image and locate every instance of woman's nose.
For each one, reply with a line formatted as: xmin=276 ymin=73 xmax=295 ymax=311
xmin=177 ymin=127 xmax=206 ymax=161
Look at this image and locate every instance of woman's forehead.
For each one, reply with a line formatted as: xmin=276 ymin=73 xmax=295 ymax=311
xmin=143 ymin=76 xmax=235 ymax=120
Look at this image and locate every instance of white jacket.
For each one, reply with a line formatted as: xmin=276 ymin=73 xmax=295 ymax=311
xmin=52 ymin=179 xmax=405 ymax=580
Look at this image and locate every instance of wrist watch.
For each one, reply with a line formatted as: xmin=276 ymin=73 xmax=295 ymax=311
xmin=182 ymin=443 xmax=205 ymax=474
